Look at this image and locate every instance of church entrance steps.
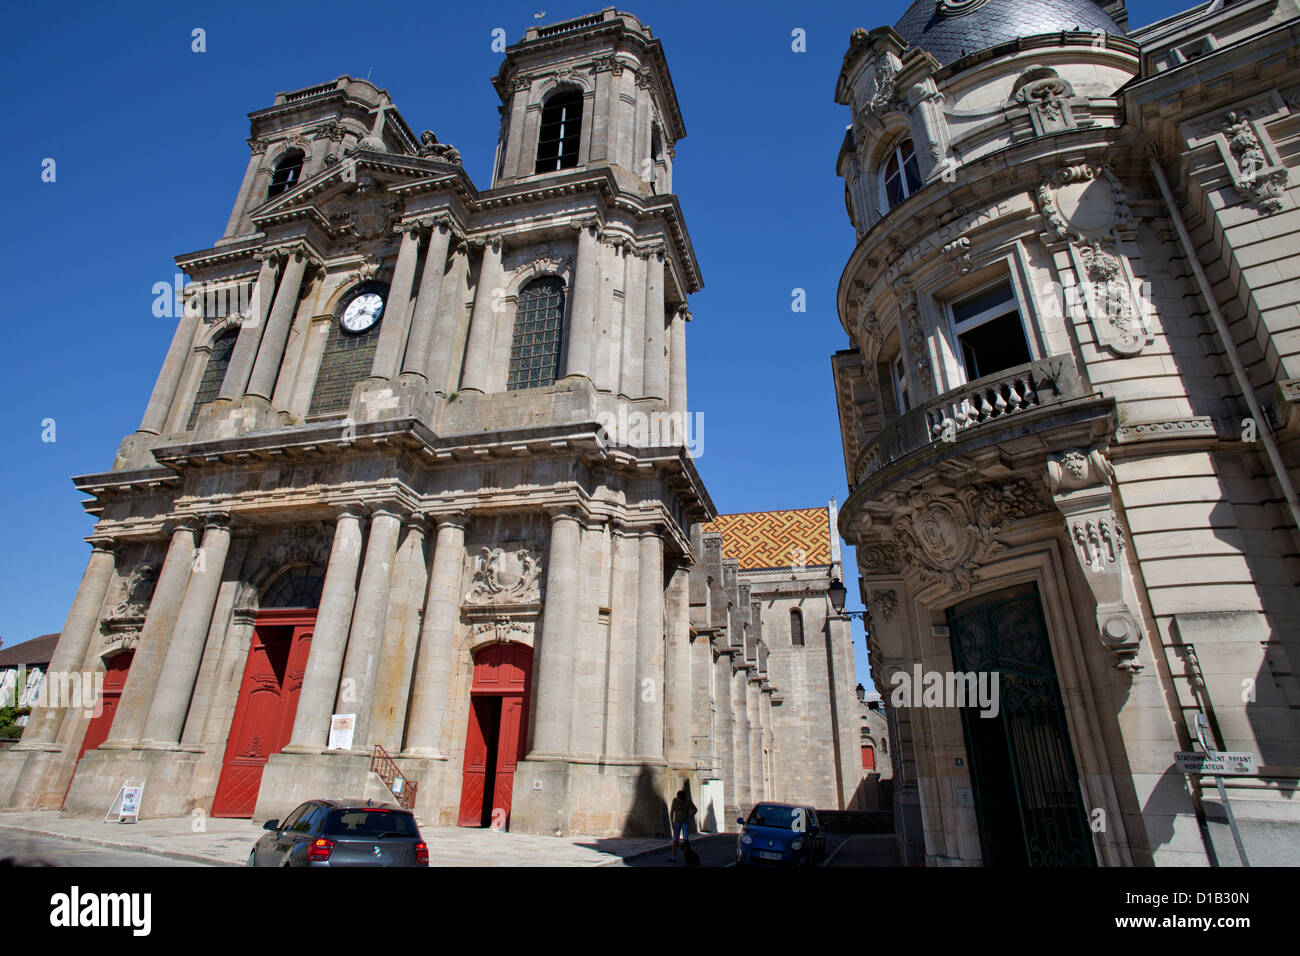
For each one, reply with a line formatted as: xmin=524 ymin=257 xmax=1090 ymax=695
xmin=0 ymin=811 xmax=673 ymax=867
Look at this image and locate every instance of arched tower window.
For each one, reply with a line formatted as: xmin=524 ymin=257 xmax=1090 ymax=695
xmin=267 ymin=150 xmax=305 ymax=199
xmin=879 ymin=138 xmax=922 ymax=212
xmin=507 ymin=276 xmax=566 ymax=390
xmin=308 ymin=282 xmax=387 ymax=417
xmin=186 ymin=328 xmax=239 ymax=430
xmin=790 ymin=608 xmax=805 ymax=647
xmin=535 ymin=90 xmax=583 ymax=173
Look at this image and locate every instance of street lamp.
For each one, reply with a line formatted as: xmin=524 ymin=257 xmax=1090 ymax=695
xmin=828 ymin=577 xmax=871 ymax=623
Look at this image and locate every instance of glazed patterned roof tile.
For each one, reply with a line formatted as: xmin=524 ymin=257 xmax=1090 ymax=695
xmin=701 ymin=508 xmax=832 ymax=571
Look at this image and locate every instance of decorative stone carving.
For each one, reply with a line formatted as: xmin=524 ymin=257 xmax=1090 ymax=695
xmin=860 ymin=542 xmax=902 ymax=575
xmin=325 ymin=175 xmax=398 ymax=240
xmin=312 ymin=121 xmax=347 ymax=143
xmin=465 ymin=546 xmax=542 ymax=605
xmin=248 ymin=137 xmax=272 ymax=155
xmin=417 ymin=129 xmax=463 ymax=165
xmin=470 ymin=616 xmax=535 ymax=645
xmin=109 ymin=563 xmax=157 ymax=619
xmin=1012 ymin=68 xmax=1076 ymax=136
xmin=898 ymin=276 xmax=936 ymax=396
xmin=1219 ymin=111 xmax=1288 ymax=215
xmin=942 ymin=236 xmax=972 ymax=275
xmin=1044 ymin=447 xmax=1144 ymax=672
xmin=1036 ymin=164 xmax=1150 ymax=356
xmin=871 ymin=589 xmax=898 ymax=622
xmin=865 ymin=57 xmax=900 ymax=116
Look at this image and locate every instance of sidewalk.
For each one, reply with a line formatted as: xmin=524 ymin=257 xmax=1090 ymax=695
xmin=0 ymin=810 xmax=673 ymax=867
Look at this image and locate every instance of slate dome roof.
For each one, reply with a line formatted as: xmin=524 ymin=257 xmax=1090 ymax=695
xmin=893 ymin=0 xmax=1123 ymax=67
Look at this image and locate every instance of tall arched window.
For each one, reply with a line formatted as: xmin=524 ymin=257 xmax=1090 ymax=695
xmin=267 ymin=150 xmax=305 ymax=199
xmin=186 ymin=328 xmax=239 ymax=429
xmin=535 ymin=90 xmax=583 ymax=173
xmin=308 ymin=282 xmax=387 ymax=417
xmin=262 ymin=565 xmax=325 ymax=609
xmin=879 ymin=138 xmax=922 ymax=212
xmin=790 ymin=608 xmax=805 ymax=647
xmin=507 ymin=276 xmax=566 ymax=390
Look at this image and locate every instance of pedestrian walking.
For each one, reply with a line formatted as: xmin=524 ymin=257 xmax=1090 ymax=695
xmin=668 ymin=788 xmax=697 ymax=863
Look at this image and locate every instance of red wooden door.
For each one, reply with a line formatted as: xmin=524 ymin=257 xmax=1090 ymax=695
xmin=458 ymin=643 xmax=532 ymax=829
xmin=212 ymin=613 xmax=314 ymax=818
xmin=64 ymin=651 xmax=134 ymax=805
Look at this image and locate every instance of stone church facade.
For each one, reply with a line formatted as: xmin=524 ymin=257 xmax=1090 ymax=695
xmin=834 ymin=0 xmax=1300 ymax=865
xmin=0 ymin=8 xmax=861 ymax=840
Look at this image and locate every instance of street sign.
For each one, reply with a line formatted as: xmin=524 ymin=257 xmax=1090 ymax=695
xmin=1174 ymin=750 xmax=1257 ymax=776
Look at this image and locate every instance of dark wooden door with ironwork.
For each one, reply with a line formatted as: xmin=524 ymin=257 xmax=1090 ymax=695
xmin=212 ymin=611 xmax=314 ymax=818
xmin=946 ymin=587 xmax=1095 ymax=866
xmin=457 ymin=642 xmax=532 ymax=829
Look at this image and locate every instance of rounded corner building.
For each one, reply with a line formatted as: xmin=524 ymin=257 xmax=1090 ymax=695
xmin=832 ymin=0 xmax=1300 ymax=865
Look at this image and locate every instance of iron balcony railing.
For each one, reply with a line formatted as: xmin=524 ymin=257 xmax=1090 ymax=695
xmin=852 ymin=353 xmax=1086 ymax=487
xmin=370 ymin=744 xmax=418 ymax=811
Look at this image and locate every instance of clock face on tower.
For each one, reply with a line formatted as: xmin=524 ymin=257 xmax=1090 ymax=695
xmin=340 ymin=287 xmax=386 ymax=333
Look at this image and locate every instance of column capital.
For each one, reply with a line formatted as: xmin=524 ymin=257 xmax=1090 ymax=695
xmin=87 ymin=537 xmax=120 ymax=556
xmin=199 ymin=511 xmax=233 ymax=532
xmin=428 ymin=510 xmax=471 ymax=533
xmin=162 ymin=517 xmax=201 ymax=538
xmin=362 ymin=500 xmax=410 ymax=522
xmin=545 ymin=504 xmax=584 ymax=525
xmin=331 ymin=503 xmax=368 ymax=522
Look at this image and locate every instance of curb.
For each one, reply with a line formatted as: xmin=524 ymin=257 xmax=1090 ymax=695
xmin=0 ymin=824 xmax=244 ymax=867
xmin=821 ymin=834 xmax=854 ymax=867
xmin=600 ymin=832 xmax=732 ymax=866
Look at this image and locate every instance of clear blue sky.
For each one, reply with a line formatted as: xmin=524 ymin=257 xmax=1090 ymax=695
xmin=0 ymin=0 xmax=1191 ymax=693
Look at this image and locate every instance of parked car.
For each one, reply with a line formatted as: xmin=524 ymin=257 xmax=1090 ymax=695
xmin=248 ymin=799 xmax=428 ymax=867
xmin=735 ymin=802 xmax=825 ymax=867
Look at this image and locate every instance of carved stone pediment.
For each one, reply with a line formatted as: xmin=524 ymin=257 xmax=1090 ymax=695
xmin=465 ymin=546 xmax=542 ymax=605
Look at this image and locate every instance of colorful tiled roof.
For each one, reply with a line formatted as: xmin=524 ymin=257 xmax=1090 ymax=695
xmin=701 ymin=508 xmax=832 ymax=570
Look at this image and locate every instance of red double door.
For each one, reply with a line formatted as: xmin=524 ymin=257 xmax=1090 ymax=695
xmin=211 ymin=610 xmax=314 ymax=818
xmin=457 ymin=643 xmax=533 ymax=830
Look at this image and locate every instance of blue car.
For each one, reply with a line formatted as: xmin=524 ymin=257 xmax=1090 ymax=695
xmin=735 ymin=802 xmax=825 ymax=867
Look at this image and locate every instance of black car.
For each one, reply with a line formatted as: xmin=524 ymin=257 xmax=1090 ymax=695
xmin=248 ymin=799 xmax=429 ymax=867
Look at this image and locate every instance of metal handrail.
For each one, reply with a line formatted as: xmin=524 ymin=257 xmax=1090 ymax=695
xmin=370 ymin=744 xmax=418 ymax=811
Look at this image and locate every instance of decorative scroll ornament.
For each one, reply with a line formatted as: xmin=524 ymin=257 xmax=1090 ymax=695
xmin=942 ymin=236 xmax=972 ymax=275
xmin=470 ymin=617 xmax=535 ymax=645
xmin=466 ymin=547 xmax=542 ymax=605
xmin=1036 ymin=164 xmax=1150 ymax=357
xmin=1044 ymin=447 xmax=1144 ymax=672
xmin=1219 ymin=111 xmax=1288 ymax=215
xmin=1012 ymin=68 xmax=1077 ymax=136
xmin=937 ymin=0 xmax=992 ymax=15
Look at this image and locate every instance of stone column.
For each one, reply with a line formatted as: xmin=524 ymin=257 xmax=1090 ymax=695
xmin=137 ymin=306 xmax=201 ymax=436
xmin=731 ymin=666 xmax=752 ymax=812
xmin=459 ymin=237 xmax=504 ymax=393
xmin=531 ymin=509 xmax=582 ymax=757
xmin=222 ymin=145 xmax=267 ymax=239
xmin=562 ymin=222 xmax=600 ymax=381
xmin=669 ymin=306 xmax=688 ymax=415
xmin=746 ymin=676 xmax=763 ymax=806
xmin=335 ymin=507 xmax=403 ymax=750
xmin=759 ymin=687 xmax=774 ymax=800
xmin=426 ymin=241 xmax=468 ymax=393
xmin=102 ymin=522 xmax=197 ymax=748
xmin=663 ymin=565 xmax=691 ymax=768
xmin=642 ymin=249 xmax=667 ymax=401
xmin=370 ymin=224 xmax=423 ymax=380
xmin=401 ymin=220 xmax=453 ymax=381
xmin=368 ymin=518 xmax=429 ymax=754
xmin=714 ymin=651 xmax=735 ymax=818
xmin=634 ymin=531 xmax=665 ymax=760
xmin=606 ymin=523 xmax=639 ymax=759
xmin=246 ymin=247 xmax=309 ymax=402
xmin=16 ymin=544 xmax=117 ymax=749
xmin=139 ymin=514 xmax=232 ymax=747
xmin=402 ymin=513 xmax=468 ymax=757
xmin=285 ymin=508 xmax=364 ymax=753
xmin=689 ymin=633 xmax=712 ymax=771
xmin=220 ymin=254 xmax=281 ymax=400
xmin=621 ymin=252 xmax=646 ymax=398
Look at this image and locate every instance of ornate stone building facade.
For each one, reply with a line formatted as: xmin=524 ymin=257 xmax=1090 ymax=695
xmin=833 ymin=0 xmax=1300 ymax=865
xmin=0 ymin=9 xmax=720 ymax=838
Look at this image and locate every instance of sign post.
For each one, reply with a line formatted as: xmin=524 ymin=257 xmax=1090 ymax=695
xmin=1173 ymin=714 xmax=1251 ymax=867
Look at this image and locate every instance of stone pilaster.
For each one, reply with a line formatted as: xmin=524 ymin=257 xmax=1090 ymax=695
xmin=746 ymin=674 xmax=763 ymax=806
xmin=221 ymin=253 xmax=281 ymax=400
xmin=370 ymin=223 xmax=423 ymax=380
xmin=562 ymin=221 xmax=600 ymax=381
xmin=664 ymin=565 xmax=692 ymax=768
xmin=140 ymin=514 xmax=232 ymax=747
xmin=102 ymin=521 xmax=198 ymax=748
xmin=606 ymin=523 xmax=639 ymax=759
xmin=15 ymin=543 xmax=117 ymax=750
xmin=642 ymin=248 xmax=667 ymax=401
xmin=621 ymin=250 xmax=646 ymax=398
xmin=731 ymin=664 xmax=752 ymax=813
xmin=531 ymin=508 xmax=582 ymax=757
xmin=285 ymin=508 xmax=364 ymax=753
xmin=402 ymin=513 xmax=468 ymax=757
xmin=401 ymin=220 xmax=453 ymax=381
xmin=459 ymin=237 xmax=504 ymax=393
xmin=634 ymin=530 xmax=665 ymax=761
xmin=714 ymin=649 xmax=735 ymax=820
xmin=335 ymin=507 xmax=404 ymax=750
xmin=669 ymin=306 xmax=688 ymax=417
xmin=246 ymin=247 xmax=309 ymax=402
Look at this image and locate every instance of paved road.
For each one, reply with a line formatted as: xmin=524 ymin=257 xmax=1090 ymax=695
xmin=0 ymin=832 xmax=208 ymax=867
xmin=619 ymin=834 xmax=738 ymax=867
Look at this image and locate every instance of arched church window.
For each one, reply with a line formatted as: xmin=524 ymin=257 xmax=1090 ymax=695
xmin=308 ymin=282 xmax=387 ymax=417
xmin=186 ymin=328 xmax=239 ymax=430
xmin=262 ymin=565 xmax=325 ymax=609
xmin=507 ymin=276 xmax=566 ymax=390
xmin=790 ymin=608 xmax=805 ymax=647
xmin=535 ymin=90 xmax=583 ymax=173
xmin=879 ymin=138 xmax=922 ymax=212
xmin=267 ymin=150 xmax=305 ymax=199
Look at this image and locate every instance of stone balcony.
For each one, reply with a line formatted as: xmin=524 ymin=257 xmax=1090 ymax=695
xmin=848 ymin=353 xmax=1116 ymax=503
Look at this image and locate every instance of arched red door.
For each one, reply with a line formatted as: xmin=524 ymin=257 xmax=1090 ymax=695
xmin=211 ymin=610 xmax=314 ymax=818
xmin=457 ymin=642 xmax=532 ymax=829
xmin=64 ymin=651 xmax=135 ymax=804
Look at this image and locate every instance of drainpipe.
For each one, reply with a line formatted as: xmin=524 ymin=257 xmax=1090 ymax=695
xmin=1146 ymin=145 xmax=1300 ymax=540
